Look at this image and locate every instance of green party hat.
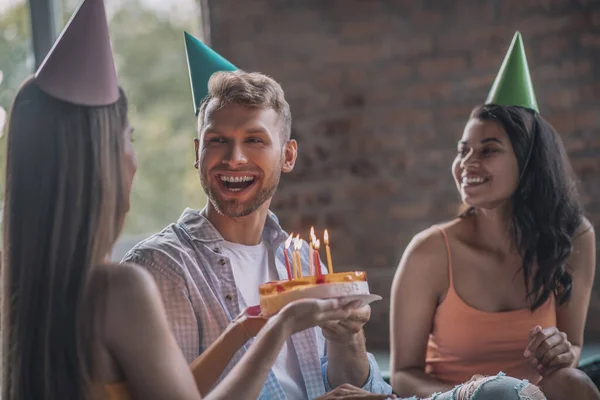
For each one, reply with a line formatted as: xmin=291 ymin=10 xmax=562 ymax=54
xmin=486 ymin=31 xmax=539 ymax=112
xmin=184 ymin=32 xmax=237 ymax=115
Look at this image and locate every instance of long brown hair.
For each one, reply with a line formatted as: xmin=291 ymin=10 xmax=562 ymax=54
xmin=460 ymin=104 xmax=583 ymax=311
xmin=1 ymin=77 xmax=128 ymax=399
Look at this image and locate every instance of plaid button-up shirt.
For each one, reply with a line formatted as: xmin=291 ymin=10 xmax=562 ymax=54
xmin=122 ymin=208 xmax=392 ymax=399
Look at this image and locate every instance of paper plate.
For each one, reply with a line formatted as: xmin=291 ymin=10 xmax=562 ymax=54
xmin=339 ymin=293 xmax=383 ymax=307
xmin=248 ymin=294 xmax=383 ymax=317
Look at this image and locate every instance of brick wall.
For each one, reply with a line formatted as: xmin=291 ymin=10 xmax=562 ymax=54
xmin=205 ymin=0 xmax=600 ymax=350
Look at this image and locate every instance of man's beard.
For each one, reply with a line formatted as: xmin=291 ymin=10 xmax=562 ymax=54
xmin=201 ymin=172 xmax=280 ymax=218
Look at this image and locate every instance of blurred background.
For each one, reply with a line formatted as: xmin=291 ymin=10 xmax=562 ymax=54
xmin=1 ymin=0 xmax=599 ymax=369
xmin=0 ymin=0 xmax=206 ymax=246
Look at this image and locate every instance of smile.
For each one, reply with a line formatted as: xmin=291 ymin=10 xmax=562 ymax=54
xmin=218 ymin=174 xmax=257 ymax=192
xmin=461 ymin=175 xmax=489 ymax=187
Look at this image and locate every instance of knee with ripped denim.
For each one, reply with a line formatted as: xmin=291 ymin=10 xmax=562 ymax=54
xmin=429 ymin=373 xmax=546 ymax=400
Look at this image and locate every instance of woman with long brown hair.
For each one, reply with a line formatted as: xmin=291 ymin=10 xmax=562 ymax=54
xmin=0 ymin=1 xmax=364 ymax=399
xmin=390 ymin=32 xmax=599 ymax=400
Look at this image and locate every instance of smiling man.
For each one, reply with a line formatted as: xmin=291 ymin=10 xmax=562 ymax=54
xmin=121 ymin=34 xmax=392 ymax=400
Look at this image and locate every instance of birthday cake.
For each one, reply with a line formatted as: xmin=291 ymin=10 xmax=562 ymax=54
xmin=258 ymin=271 xmax=371 ymax=316
xmin=256 ymin=229 xmax=379 ymax=317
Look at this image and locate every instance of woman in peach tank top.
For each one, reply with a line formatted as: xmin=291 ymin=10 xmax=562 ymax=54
xmin=426 ymin=227 xmax=558 ymax=385
xmin=390 ymin=102 xmax=598 ymax=400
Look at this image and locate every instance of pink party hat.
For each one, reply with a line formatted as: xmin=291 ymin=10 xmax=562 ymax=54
xmin=35 ymin=0 xmax=119 ymax=106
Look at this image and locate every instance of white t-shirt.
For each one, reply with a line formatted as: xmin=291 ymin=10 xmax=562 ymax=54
xmin=221 ymin=240 xmax=306 ymax=399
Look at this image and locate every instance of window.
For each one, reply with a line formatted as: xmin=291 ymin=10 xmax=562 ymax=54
xmin=62 ymin=0 xmax=207 ymax=259
xmin=0 ymin=0 xmax=33 ymax=126
xmin=0 ymin=0 xmax=34 ymax=243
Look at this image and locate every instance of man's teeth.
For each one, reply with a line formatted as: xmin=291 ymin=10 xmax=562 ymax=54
xmin=220 ymin=175 xmax=255 ymax=183
xmin=462 ymin=176 xmax=486 ymax=184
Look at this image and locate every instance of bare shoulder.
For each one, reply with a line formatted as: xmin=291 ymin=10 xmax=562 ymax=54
xmin=401 ymin=220 xmax=461 ymax=266
xmin=569 ymin=217 xmax=595 ymax=276
xmin=574 ymin=217 xmax=595 ymax=241
xmin=572 ymin=217 xmax=595 ymax=256
xmin=393 ymin=222 xmax=458 ymax=292
xmin=106 ymin=263 xmax=159 ymax=302
xmin=96 ymin=267 xmax=200 ymax=400
xmin=103 ymin=263 xmax=165 ymax=345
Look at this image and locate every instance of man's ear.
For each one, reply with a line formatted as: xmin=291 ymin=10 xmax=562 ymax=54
xmin=282 ymin=139 xmax=298 ymax=173
xmin=194 ymin=138 xmax=200 ymax=169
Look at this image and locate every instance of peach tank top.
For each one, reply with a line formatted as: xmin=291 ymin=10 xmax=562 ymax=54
xmin=425 ymin=228 xmax=556 ymax=384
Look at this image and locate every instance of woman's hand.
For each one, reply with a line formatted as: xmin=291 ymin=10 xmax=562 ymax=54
xmin=231 ymin=305 xmax=269 ymax=341
xmin=525 ymin=325 xmax=575 ymax=376
xmin=277 ymin=298 xmax=363 ymax=335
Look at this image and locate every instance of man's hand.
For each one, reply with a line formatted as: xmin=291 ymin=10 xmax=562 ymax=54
xmin=319 ymin=304 xmax=371 ymax=343
xmin=318 ymin=303 xmax=372 ymax=388
xmin=524 ymin=325 xmax=576 ymax=376
xmin=315 ymin=384 xmax=396 ymax=399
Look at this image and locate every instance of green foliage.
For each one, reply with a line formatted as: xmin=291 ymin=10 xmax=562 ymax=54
xmin=0 ymin=1 xmax=33 ymax=190
xmin=107 ymin=0 xmax=207 ymax=234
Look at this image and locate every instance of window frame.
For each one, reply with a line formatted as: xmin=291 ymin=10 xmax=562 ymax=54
xmin=28 ymin=0 xmax=62 ymax=68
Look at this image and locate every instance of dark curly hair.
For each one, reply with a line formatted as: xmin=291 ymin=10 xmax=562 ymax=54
xmin=460 ymin=104 xmax=584 ymax=311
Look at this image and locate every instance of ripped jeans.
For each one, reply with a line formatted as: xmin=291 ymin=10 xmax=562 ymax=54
xmin=405 ymin=372 xmax=547 ymax=400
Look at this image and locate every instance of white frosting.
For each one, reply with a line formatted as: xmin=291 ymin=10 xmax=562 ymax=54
xmin=260 ymin=281 xmax=370 ymax=316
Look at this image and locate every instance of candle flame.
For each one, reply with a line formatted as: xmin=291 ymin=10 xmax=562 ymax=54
xmin=285 ymin=233 xmax=293 ymax=249
xmin=310 ymin=227 xmax=319 ymax=250
xmin=294 ymin=235 xmax=302 ymax=251
xmin=314 ymin=239 xmax=320 ymax=250
xmin=324 ymin=229 xmax=329 ymax=245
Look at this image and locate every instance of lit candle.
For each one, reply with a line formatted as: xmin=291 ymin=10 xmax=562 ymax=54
xmin=309 ymin=227 xmax=315 ymax=276
xmin=283 ymin=233 xmax=293 ymax=280
xmin=314 ymin=239 xmax=323 ymax=279
xmin=292 ymin=236 xmax=300 ymax=279
xmin=294 ymin=236 xmax=303 ymax=278
xmin=308 ymin=245 xmax=314 ymax=276
xmin=324 ymin=229 xmax=333 ymax=274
